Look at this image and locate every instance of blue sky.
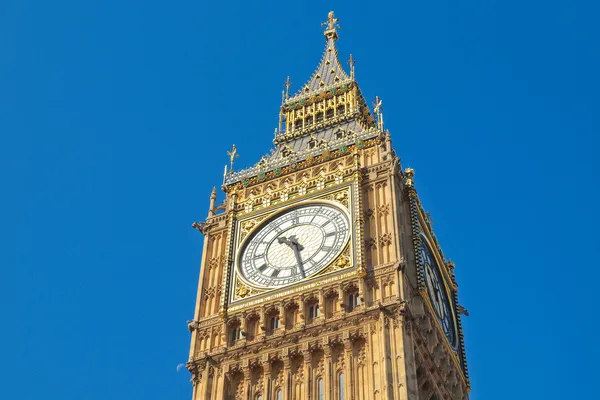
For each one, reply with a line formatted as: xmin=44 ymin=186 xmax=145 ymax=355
xmin=1 ymin=1 xmax=598 ymax=399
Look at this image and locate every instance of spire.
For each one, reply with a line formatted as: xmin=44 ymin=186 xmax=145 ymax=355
xmin=225 ymin=12 xmax=379 ymax=185
xmin=286 ymin=11 xmax=351 ymax=103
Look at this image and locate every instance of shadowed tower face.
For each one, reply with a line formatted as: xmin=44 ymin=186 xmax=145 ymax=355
xmin=187 ymin=11 xmax=470 ymax=400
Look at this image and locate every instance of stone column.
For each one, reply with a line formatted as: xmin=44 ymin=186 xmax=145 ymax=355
xmin=324 ymin=345 xmax=332 ymax=400
xmin=263 ymin=359 xmax=272 ymax=400
xmin=214 ymin=365 xmax=227 ymax=400
xmin=338 ymin=285 xmax=345 ymax=312
xmin=283 ymin=358 xmax=292 ymax=400
xmin=343 ymin=339 xmax=353 ymax=400
xmin=222 ymin=321 xmax=228 ymax=346
xmin=380 ymin=312 xmax=391 ymax=399
xmin=260 ymin=306 xmax=266 ymax=333
xmin=279 ymin=301 xmax=286 ymax=330
xmin=302 ymin=350 xmax=312 ymax=400
xmin=298 ymin=296 xmax=305 ymax=323
xmin=358 ymin=278 xmax=366 ymax=307
xmin=241 ymin=312 xmax=247 ymax=337
xmin=318 ymin=289 xmax=325 ymax=320
xmin=243 ymin=366 xmax=252 ymax=400
xmin=194 ymin=360 xmax=208 ymax=400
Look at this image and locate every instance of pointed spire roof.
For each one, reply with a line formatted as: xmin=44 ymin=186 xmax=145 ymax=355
xmin=286 ymin=11 xmax=352 ymax=103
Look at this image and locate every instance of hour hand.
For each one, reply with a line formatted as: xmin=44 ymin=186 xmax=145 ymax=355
xmin=277 ymin=235 xmax=305 ymax=251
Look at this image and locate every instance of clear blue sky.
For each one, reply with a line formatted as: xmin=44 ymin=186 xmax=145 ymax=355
xmin=1 ymin=1 xmax=598 ymax=399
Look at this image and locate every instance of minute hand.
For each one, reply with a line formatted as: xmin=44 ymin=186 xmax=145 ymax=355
xmin=291 ymin=245 xmax=306 ymax=278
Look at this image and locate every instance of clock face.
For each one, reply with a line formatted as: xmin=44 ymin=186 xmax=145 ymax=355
xmin=238 ymin=203 xmax=350 ymax=288
xmin=420 ymin=235 xmax=457 ymax=348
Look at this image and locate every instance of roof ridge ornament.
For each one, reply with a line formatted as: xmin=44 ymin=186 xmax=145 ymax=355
xmin=284 ymin=76 xmax=292 ymax=101
xmin=321 ymin=11 xmax=340 ymax=40
xmin=373 ymin=96 xmax=384 ymax=132
xmin=348 ymin=54 xmax=355 ymax=79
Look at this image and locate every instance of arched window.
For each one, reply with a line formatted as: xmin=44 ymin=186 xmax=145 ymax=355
xmin=317 ymin=378 xmax=324 ymax=400
xmin=230 ymin=326 xmax=241 ymax=345
xmin=255 ymin=395 xmax=262 ymax=400
xmin=339 ymin=373 xmax=345 ymax=400
xmin=276 ymin=389 xmax=283 ymax=400
xmin=308 ymin=303 xmax=320 ymax=322
xmin=347 ymin=290 xmax=360 ymax=312
xmin=270 ymin=315 xmax=280 ymax=331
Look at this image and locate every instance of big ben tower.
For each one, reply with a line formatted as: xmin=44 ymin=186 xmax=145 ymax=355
xmin=187 ymin=12 xmax=470 ymax=400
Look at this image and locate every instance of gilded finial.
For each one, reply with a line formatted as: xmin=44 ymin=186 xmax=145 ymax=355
xmin=404 ymin=168 xmax=415 ymax=187
xmin=227 ymin=144 xmax=239 ymax=175
xmin=321 ymin=11 xmax=340 ymax=40
xmin=284 ymin=76 xmax=292 ymax=100
xmin=373 ymin=96 xmax=384 ymax=131
xmin=348 ymin=54 xmax=356 ymax=79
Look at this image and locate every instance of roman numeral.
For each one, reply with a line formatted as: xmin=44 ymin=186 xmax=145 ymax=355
xmin=325 ymin=232 xmax=336 ymax=237
xmin=271 ymin=269 xmax=280 ymax=277
xmin=258 ymin=264 xmax=268 ymax=272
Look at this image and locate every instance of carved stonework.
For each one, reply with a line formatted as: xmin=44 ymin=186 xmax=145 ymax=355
xmin=187 ymin=12 xmax=470 ymax=400
xmin=233 ymin=277 xmax=266 ymax=300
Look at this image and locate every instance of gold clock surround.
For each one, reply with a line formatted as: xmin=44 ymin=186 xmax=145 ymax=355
xmin=231 ymin=188 xmax=356 ymax=303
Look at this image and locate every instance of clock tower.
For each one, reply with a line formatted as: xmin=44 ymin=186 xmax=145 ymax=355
xmin=187 ymin=12 xmax=470 ymax=400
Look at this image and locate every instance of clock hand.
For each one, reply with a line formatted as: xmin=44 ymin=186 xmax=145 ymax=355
xmin=277 ymin=236 xmax=306 ymax=278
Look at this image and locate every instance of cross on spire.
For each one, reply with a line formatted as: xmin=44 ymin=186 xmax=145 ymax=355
xmin=321 ymin=11 xmax=340 ymax=40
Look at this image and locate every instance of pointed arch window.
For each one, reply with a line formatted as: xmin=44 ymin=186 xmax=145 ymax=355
xmin=317 ymin=378 xmax=324 ymax=400
xmin=276 ymin=389 xmax=283 ymax=400
xmin=339 ymin=373 xmax=345 ymax=400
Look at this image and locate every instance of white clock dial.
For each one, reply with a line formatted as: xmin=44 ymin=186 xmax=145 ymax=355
xmin=238 ymin=203 xmax=350 ymax=288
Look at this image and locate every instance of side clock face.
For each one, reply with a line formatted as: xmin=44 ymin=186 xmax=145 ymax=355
xmin=420 ymin=235 xmax=457 ymax=348
xmin=239 ymin=203 xmax=350 ymax=288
